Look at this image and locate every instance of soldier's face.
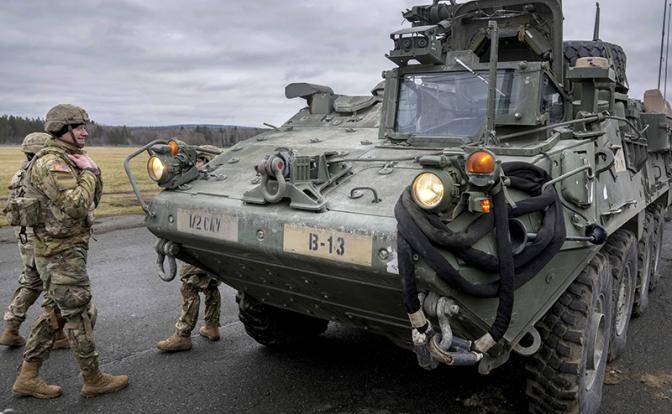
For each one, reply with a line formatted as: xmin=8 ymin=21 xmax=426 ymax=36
xmin=63 ymin=125 xmax=89 ymax=148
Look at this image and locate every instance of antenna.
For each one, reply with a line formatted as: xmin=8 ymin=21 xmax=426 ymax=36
xmin=592 ymin=2 xmax=601 ymax=41
xmin=659 ymin=0 xmax=668 ymax=90
xmin=666 ymin=2 xmax=672 ymax=99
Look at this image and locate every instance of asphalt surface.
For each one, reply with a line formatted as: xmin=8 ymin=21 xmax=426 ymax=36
xmin=0 ymin=218 xmax=671 ymax=414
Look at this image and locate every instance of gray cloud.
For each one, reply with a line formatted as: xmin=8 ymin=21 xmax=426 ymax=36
xmin=0 ymin=0 xmax=667 ymax=126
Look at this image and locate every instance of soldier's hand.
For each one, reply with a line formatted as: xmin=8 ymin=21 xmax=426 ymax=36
xmin=68 ymin=154 xmax=100 ymax=174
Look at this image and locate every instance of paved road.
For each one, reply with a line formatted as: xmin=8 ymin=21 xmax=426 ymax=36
xmin=0 ymin=223 xmax=671 ymax=414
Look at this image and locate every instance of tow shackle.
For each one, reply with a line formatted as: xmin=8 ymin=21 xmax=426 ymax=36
xmin=155 ymin=238 xmax=179 ymax=282
xmin=255 ymin=151 xmax=291 ymax=203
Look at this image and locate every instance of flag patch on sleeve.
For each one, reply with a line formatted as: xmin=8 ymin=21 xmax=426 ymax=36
xmin=49 ymin=163 xmax=72 ymax=173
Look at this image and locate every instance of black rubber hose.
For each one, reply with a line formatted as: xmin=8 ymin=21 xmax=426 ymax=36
xmin=395 ymin=161 xmax=567 ymax=344
xmin=402 ymin=187 xmax=559 ymax=272
xmin=489 ymin=188 xmax=514 ymax=341
xmin=398 ymin=236 xmax=422 ymax=314
xmin=401 ymin=193 xmax=494 ymax=249
xmin=396 ymin=199 xmax=500 ymax=297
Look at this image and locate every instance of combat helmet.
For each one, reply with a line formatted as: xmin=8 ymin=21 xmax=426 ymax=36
xmin=21 ymin=132 xmax=51 ymax=155
xmin=44 ymin=104 xmax=90 ymax=135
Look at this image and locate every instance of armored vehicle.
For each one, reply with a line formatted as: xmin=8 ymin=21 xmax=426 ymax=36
xmin=126 ymin=1 xmax=670 ymax=412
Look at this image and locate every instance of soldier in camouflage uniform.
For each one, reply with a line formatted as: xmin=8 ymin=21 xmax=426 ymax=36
xmin=11 ymin=104 xmax=128 ymax=399
xmin=0 ymin=133 xmax=68 ymax=350
xmin=157 ymin=147 xmax=222 ymax=352
xmin=156 ymin=263 xmax=222 ymax=352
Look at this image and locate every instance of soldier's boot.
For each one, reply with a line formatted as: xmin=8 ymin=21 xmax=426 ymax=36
xmin=12 ymin=360 xmax=63 ymax=399
xmin=52 ymin=329 xmax=70 ymax=350
xmin=0 ymin=320 xmax=25 ymax=348
xmin=156 ymin=333 xmax=192 ymax=352
xmin=80 ymin=358 xmax=129 ymax=398
xmin=199 ymin=323 xmax=220 ymax=341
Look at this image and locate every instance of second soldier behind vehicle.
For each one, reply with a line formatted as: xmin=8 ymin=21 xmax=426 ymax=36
xmin=157 ymin=148 xmax=222 ymax=352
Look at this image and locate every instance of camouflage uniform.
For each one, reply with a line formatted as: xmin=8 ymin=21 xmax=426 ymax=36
xmin=3 ymin=162 xmax=43 ymax=326
xmin=13 ymin=104 xmax=127 ymax=399
xmin=175 ymin=263 xmax=221 ymax=337
xmin=1 ymin=132 xmax=70 ymax=350
xmin=157 ymin=148 xmax=222 ymax=352
xmin=22 ymin=136 xmax=103 ymax=373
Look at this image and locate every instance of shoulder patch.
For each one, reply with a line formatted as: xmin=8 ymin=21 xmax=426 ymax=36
xmin=49 ymin=162 xmax=72 ymax=173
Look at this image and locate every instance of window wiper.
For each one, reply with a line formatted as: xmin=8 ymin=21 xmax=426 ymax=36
xmin=454 ymin=58 xmax=507 ymax=97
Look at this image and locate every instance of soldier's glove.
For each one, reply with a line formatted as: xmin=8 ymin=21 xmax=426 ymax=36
xmin=68 ymin=154 xmax=100 ymax=175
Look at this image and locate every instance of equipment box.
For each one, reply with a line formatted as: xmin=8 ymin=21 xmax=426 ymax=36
xmin=641 ymin=112 xmax=672 ymax=153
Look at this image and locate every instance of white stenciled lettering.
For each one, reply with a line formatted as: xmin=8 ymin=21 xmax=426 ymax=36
xmin=177 ymin=209 xmax=238 ymax=242
xmin=211 ymin=217 xmax=221 ymax=233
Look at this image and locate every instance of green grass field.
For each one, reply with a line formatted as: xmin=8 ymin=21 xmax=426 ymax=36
xmin=0 ymin=146 xmax=159 ymax=227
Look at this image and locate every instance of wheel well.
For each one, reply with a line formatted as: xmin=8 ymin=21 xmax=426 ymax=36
xmin=621 ymin=211 xmax=644 ymax=241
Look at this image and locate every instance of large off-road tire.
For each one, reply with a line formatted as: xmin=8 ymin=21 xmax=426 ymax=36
xmin=633 ymin=212 xmax=655 ymax=316
xmin=603 ymin=229 xmax=637 ymax=362
xmin=526 ymin=252 xmax=612 ymax=414
xmin=563 ymin=40 xmax=628 ymax=92
xmin=237 ymin=292 xmax=329 ymax=347
xmin=648 ymin=203 xmax=665 ymax=291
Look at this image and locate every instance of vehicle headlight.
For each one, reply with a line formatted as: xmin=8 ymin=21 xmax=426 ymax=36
xmin=412 ymin=172 xmax=445 ymax=209
xmin=147 ymin=156 xmax=167 ymax=182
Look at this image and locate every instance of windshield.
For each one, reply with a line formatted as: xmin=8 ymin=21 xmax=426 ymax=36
xmin=395 ymin=70 xmax=524 ymax=141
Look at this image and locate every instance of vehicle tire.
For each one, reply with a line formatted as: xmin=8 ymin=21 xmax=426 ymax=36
xmin=526 ymin=252 xmax=612 ymax=414
xmin=633 ymin=212 xmax=655 ymax=316
xmin=602 ymin=229 xmax=637 ymax=362
xmin=237 ymin=292 xmax=329 ymax=347
xmin=563 ymin=40 xmax=628 ymax=92
xmin=648 ymin=203 xmax=665 ymax=291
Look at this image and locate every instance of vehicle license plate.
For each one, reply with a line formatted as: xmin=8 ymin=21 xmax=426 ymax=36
xmin=176 ymin=208 xmax=238 ymax=241
xmin=283 ymin=224 xmax=372 ymax=266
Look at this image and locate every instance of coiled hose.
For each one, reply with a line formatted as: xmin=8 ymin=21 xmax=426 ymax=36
xmin=396 ymin=162 xmax=566 ymax=344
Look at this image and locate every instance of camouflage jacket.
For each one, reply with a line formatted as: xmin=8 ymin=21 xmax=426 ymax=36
xmin=181 ymin=263 xmax=220 ymax=289
xmin=28 ymin=137 xmax=103 ymax=256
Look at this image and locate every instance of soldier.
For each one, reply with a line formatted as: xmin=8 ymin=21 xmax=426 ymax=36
xmin=157 ymin=146 xmax=221 ymax=352
xmin=0 ymin=133 xmax=68 ymax=350
xmin=156 ymin=264 xmax=222 ymax=352
xmin=11 ymin=104 xmax=128 ymax=399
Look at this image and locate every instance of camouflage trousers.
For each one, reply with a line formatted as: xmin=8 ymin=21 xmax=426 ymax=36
xmin=175 ymin=264 xmax=221 ymax=337
xmin=3 ymin=240 xmax=43 ymax=324
xmin=23 ymin=246 xmax=99 ymax=375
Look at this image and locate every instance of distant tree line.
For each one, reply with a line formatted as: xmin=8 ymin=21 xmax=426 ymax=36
xmin=0 ymin=114 xmax=266 ymax=147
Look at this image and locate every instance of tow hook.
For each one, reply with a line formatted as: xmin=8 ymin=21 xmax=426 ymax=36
xmin=155 ymin=238 xmax=179 ymax=282
xmin=409 ymin=295 xmax=483 ymax=370
xmin=255 ymin=150 xmax=292 ymax=203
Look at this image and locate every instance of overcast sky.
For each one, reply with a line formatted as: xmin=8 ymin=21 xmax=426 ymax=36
xmin=0 ymin=0 xmax=667 ymax=127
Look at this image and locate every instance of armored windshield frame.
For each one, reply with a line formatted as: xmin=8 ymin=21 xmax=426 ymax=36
xmin=380 ymin=61 xmax=566 ymax=146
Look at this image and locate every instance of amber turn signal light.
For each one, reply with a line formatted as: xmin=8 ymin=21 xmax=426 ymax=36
xmin=168 ymin=140 xmax=180 ymax=156
xmin=466 ymin=151 xmax=496 ymax=174
xmin=480 ymin=198 xmax=492 ymax=213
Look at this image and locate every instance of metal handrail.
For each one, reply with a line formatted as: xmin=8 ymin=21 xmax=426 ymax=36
xmin=123 ymin=139 xmax=167 ymax=213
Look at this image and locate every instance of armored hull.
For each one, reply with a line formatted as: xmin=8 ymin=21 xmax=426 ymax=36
xmin=129 ymin=1 xmax=672 ymax=412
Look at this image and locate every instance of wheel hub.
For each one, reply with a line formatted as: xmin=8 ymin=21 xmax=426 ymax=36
xmin=585 ymin=295 xmax=606 ymax=391
xmin=615 ymin=266 xmax=632 ymax=336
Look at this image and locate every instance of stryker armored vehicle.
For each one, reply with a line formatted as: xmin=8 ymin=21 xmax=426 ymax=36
xmin=125 ymin=1 xmax=671 ymax=412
